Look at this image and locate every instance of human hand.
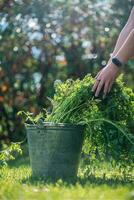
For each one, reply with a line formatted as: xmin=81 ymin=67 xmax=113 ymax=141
xmin=92 ymin=63 xmax=121 ymax=98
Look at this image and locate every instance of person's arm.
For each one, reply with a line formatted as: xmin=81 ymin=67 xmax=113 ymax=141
xmin=92 ymin=7 xmax=134 ymax=98
xmin=92 ymin=28 xmax=134 ymax=98
xmin=114 ymin=29 xmax=134 ymax=62
xmin=96 ymin=7 xmax=134 ymax=76
xmin=110 ymin=7 xmax=134 ymax=59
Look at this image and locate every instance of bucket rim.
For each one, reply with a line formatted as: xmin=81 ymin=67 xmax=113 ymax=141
xmin=25 ymin=122 xmax=85 ymax=129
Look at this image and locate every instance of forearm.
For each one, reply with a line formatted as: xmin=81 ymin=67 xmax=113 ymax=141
xmin=93 ymin=29 xmax=134 ymax=97
xmin=93 ymin=8 xmax=134 ymax=97
xmin=115 ymin=29 xmax=134 ymax=63
xmin=109 ymin=7 xmax=134 ymax=62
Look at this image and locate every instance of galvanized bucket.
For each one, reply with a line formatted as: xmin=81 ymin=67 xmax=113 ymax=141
xmin=26 ymin=122 xmax=85 ymax=180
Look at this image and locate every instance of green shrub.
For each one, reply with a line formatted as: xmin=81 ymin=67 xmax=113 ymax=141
xmin=18 ymin=74 xmax=134 ymax=163
xmin=46 ymin=74 xmax=134 ymax=162
xmin=0 ymin=143 xmax=22 ymax=167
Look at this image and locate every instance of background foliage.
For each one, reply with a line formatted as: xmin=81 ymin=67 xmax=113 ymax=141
xmin=0 ymin=0 xmax=134 ymax=147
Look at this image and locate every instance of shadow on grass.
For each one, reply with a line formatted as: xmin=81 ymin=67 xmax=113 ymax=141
xmin=8 ymin=149 xmax=133 ymax=187
xmin=8 ymin=159 xmax=133 ymax=187
xmin=77 ymin=174 xmax=133 ymax=186
xmin=20 ymin=172 xmax=133 ymax=187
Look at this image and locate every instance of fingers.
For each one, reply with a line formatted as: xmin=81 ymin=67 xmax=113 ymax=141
xmin=95 ymin=80 xmax=104 ymax=97
xmin=92 ymin=64 xmax=118 ymax=98
xmin=93 ymin=78 xmax=113 ymax=98
xmin=103 ymin=81 xmax=111 ymax=99
xmin=92 ymin=71 xmax=103 ymax=92
xmin=92 ymin=79 xmax=100 ymax=92
xmin=108 ymin=81 xmax=114 ymax=93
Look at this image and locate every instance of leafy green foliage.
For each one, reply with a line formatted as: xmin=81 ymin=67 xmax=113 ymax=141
xmin=0 ymin=143 xmax=22 ymax=167
xmin=17 ymin=110 xmax=47 ymax=125
xmin=46 ymin=74 xmax=134 ymax=162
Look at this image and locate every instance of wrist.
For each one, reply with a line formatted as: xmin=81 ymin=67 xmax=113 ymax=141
xmin=112 ymin=57 xmax=124 ymax=68
xmin=107 ymin=62 xmax=121 ymax=72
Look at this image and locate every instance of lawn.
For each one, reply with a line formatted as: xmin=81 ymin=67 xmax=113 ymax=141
xmin=0 ymin=153 xmax=134 ymax=200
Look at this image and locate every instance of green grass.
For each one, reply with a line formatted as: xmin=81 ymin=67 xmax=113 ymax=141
xmin=0 ymin=155 xmax=134 ymax=200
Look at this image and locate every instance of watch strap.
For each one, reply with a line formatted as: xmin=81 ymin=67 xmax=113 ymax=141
xmin=112 ymin=57 xmax=123 ymax=68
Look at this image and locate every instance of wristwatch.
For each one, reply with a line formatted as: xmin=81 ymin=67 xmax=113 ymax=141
xmin=112 ymin=57 xmax=123 ymax=68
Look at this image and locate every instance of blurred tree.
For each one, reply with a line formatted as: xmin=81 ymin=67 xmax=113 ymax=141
xmin=0 ymin=0 xmax=133 ymax=146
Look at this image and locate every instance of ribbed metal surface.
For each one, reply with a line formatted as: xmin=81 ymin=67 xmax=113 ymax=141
xmin=26 ymin=122 xmax=85 ymax=180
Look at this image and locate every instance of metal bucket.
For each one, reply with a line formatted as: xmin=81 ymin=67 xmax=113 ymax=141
xmin=26 ymin=122 xmax=85 ymax=180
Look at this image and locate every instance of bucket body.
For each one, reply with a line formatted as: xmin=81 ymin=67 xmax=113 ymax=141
xmin=26 ymin=122 xmax=85 ymax=180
